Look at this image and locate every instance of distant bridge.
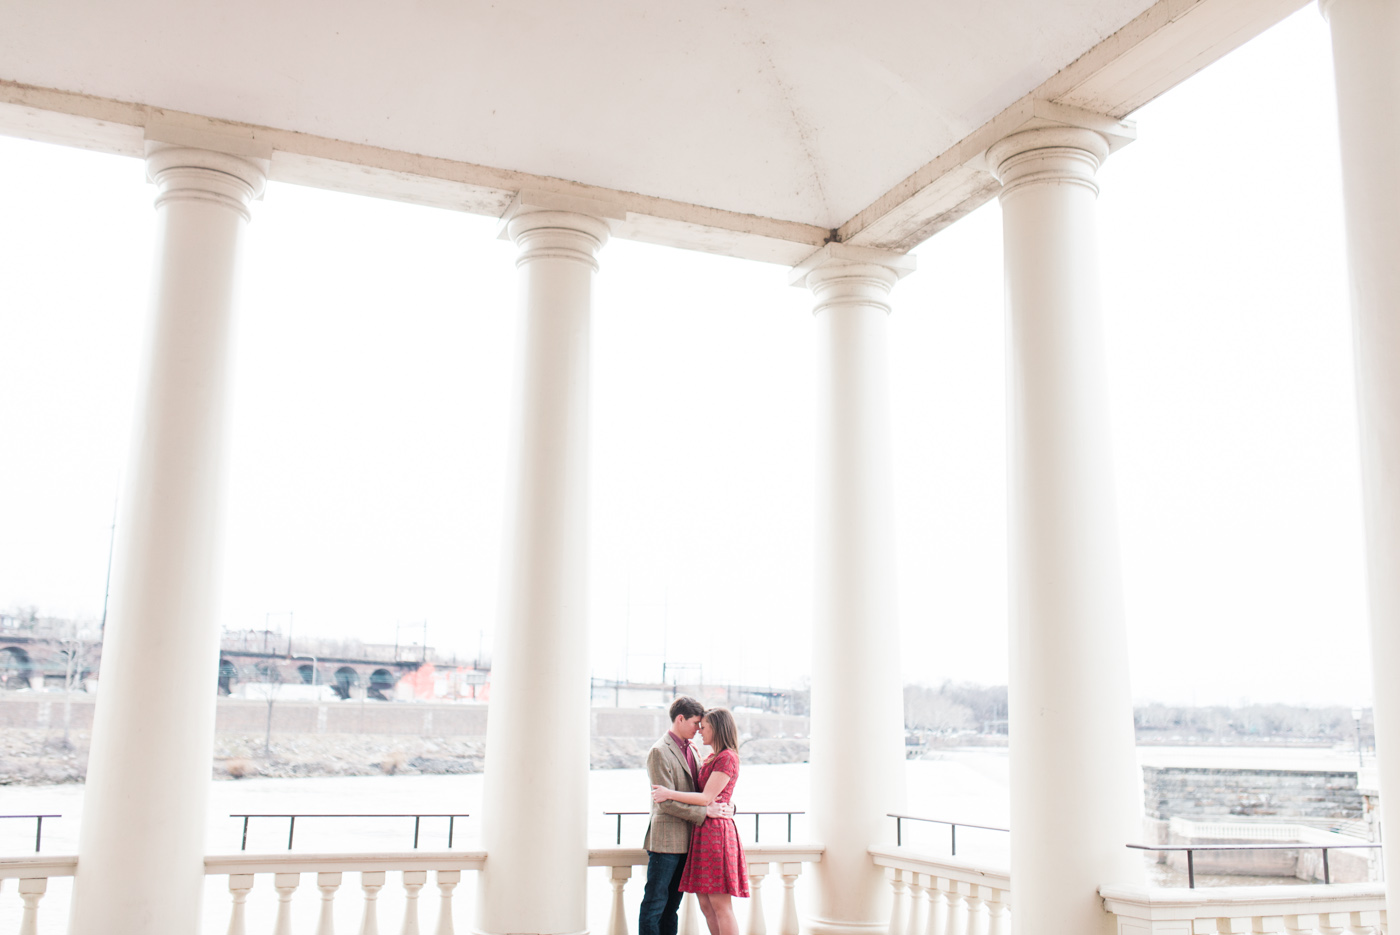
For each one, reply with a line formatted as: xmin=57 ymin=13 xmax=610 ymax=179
xmin=0 ymin=623 xmax=480 ymax=701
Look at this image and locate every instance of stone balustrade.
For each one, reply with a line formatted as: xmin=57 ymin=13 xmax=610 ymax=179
xmin=0 ymin=845 xmax=822 ymax=934
xmin=0 ymin=857 xmax=76 ymax=935
xmin=1100 ymin=882 xmax=1388 ymax=935
xmin=870 ymin=845 xmax=1011 ymax=935
xmin=203 ymin=852 xmax=486 ymax=935
xmin=591 ymin=845 xmax=822 ymax=935
xmin=870 ymin=844 xmax=1391 ymax=935
xmin=6 ymin=847 xmax=1392 ymax=935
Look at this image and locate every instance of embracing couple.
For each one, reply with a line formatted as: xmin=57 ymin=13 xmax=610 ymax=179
xmin=640 ymin=696 xmax=749 ymax=935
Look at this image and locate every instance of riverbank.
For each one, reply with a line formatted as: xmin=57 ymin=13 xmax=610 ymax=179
xmin=0 ymin=728 xmax=811 ymax=784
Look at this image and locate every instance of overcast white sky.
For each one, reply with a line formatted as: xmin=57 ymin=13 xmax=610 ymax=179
xmin=0 ymin=6 xmax=1369 ymax=706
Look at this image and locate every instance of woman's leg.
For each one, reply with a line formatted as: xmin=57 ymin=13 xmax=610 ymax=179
xmin=696 ymin=894 xmax=720 ymax=935
xmin=707 ymin=894 xmax=739 ymax=935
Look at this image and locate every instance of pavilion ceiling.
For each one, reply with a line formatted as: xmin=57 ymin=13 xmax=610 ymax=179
xmin=0 ymin=0 xmax=1309 ymax=263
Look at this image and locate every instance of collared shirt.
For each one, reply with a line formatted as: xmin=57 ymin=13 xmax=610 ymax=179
xmin=668 ymin=730 xmax=701 ymax=790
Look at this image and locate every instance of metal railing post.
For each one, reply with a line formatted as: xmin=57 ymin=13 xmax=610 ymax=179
xmin=1187 ymin=849 xmax=1195 ymax=889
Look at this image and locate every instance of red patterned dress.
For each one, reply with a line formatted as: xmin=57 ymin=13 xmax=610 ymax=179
xmin=678 ymin=748 xmax=749 ymax=897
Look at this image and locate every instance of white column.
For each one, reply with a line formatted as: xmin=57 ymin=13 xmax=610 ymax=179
xmin=985 ymin=126 xmax=1144 ymax=935
xmin=476 ymin=199 xmax=612 ymax=935
xmin=791 ymin=244 xmax=913 ymax=935
xmin=1320 ymin=0 xmax=1400 ymax=899
xmin=70 ymin=143 xmax=265 ymax=934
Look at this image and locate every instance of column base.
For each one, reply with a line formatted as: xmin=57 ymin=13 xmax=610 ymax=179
xmin=803 ymin=915 xmax=892 ymax=935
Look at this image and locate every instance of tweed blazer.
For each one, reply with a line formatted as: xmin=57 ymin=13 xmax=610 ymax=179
xmin=642 ymin=733 xmax=708 ymax=853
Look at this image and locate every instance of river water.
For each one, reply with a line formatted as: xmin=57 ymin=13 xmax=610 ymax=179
xmin=0 ymin=745 xmax=1364 ymax=932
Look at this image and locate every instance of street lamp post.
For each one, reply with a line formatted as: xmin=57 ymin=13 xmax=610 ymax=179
xmin=1353 ymin=706 xmax=1365 ymax=770
xmin=293 ymin=654 xmax=319 ymax=689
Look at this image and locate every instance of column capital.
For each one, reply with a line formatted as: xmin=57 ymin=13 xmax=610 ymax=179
xmin=986 ymin=126 xmax=1110 ymax=200
xmin=789 ymin=244 xmax=915 ymax=315
xmin=144 ymin=144 xmax=267 ymax=221
xmin=499 ymin=191 xmax=621 ymax=270
xmin=504 ymin=209 xmax=612 ymax=270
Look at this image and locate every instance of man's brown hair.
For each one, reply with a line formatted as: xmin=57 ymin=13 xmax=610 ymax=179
xmin=669 ymin=696 xmax=704 ymax=721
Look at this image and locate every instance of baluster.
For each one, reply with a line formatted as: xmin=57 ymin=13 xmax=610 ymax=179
xmin=778 ymin=863 xmax=802 ymax=935
xmin=747 ymin=861 xmax=770 ymax=935
xmin=1320 ymin=915 xmax=1348 ymax=935
xmin=360 ymin=871 xmax=386 ymax=935
xmin=1378 ymin=910 xmax=1388 ymax=935
xmin=434 ymin=871 xmax=460 ymax=935
xmin=402 ymin=871 xmax=427 ymax=935
xmin=317 ymin=872 xmax=343 ymax=935
xmin=275 ymin=872 xmax=302 ymax=935
xmin=1350 ymin=912 xmax=1379 ymax=935
xmin=680 ymin=892 xmax=701 ymax=935
xmin=963 ymin=885 xmax=986 ymax=935
xmin=926 ymin=878 xmax=948 ymax=935
xmin=228 ymin=874 xmax=256 ymax=935
xmin=904 ymin=874 xmax=926 ymax=935
xmin=944 ymin=883 xmax=967 ymax=935
xmin=984 ymin=888 xmax=1008 ymax=935
xmin=887 ymin=869 xmax=908 ymax=935
xmin=1284 ymin=915 xmax=1318 ymax=935
xmin=17 ymin=878 xmax=47 ymax=935
xmin=607 ymin=865 xmax=632 ymax=935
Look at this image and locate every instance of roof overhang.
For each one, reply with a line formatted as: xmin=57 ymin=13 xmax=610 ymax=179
xmin=0 ymin=0 xmax=1310 ymax=267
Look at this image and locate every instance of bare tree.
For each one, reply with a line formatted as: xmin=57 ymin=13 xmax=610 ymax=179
xmin=57 ymin=623 xmax=98 ymax=748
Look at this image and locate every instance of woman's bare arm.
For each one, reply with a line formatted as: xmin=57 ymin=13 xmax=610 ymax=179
xmin=652 ymin=769 xmax=730 ymax=806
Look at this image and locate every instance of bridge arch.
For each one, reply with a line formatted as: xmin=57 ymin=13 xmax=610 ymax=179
xmin=0 ymin=647 xmax=32 ymax=690
xmin=368 ymin=668 xmax=396 ymax=700
xmin=217 ymin=658 xmax=238 ymax=695
xmin=333 ymin=666 xmax=360 ymax=699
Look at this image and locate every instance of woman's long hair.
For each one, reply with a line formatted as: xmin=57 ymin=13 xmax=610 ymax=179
xmin=703 ymin=707 xmax=739 ymax=755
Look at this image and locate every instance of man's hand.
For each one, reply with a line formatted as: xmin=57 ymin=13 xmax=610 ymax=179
xmin=705 ymin=802 xmax=735 ymax=819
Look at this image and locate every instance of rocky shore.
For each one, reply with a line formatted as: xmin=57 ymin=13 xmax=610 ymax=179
xmin=0 ymin=729 xmax=809 ymax=784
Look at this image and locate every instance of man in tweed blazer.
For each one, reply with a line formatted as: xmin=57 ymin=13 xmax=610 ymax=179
xmin=639 ymin=696 xmax=733 ymax=935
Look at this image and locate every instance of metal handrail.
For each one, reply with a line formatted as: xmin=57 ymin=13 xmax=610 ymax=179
xmin=603 ymin=810 xmax=804 ymax=845
xmin=1126 ymin=842 xmax=1384 ymax=889
xmin=887 ymin=813 xmax=1009 ymax=854
xmin=0 ymin=815 xmax=60 ymax=853
xmin=229 ymin=813 xmax=470 ymax=851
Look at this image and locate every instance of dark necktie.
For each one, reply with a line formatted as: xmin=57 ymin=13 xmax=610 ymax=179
xmin=682 ymin=741 xmax=700 ymax=789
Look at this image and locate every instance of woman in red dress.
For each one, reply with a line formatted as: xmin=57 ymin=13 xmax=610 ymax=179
xmin=651 ymin=707 xmax=748 ymax=935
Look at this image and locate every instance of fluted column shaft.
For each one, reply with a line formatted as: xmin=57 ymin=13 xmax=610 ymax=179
xmin=988 ymin=127 xmax=1143 ymax=935
xmin=1320 ymin=0 xmax=1400 ymax=898
xmin=476 ymin=209 xmax=608 ymax=935
xmin=796 ymin=247 xmax=911 ymax=935
xmin=71 ymin=145 xmax=265 ymax=935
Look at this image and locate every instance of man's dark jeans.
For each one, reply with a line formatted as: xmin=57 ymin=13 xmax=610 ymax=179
xmin=639 ymin=851 xmax=688 ymax=935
